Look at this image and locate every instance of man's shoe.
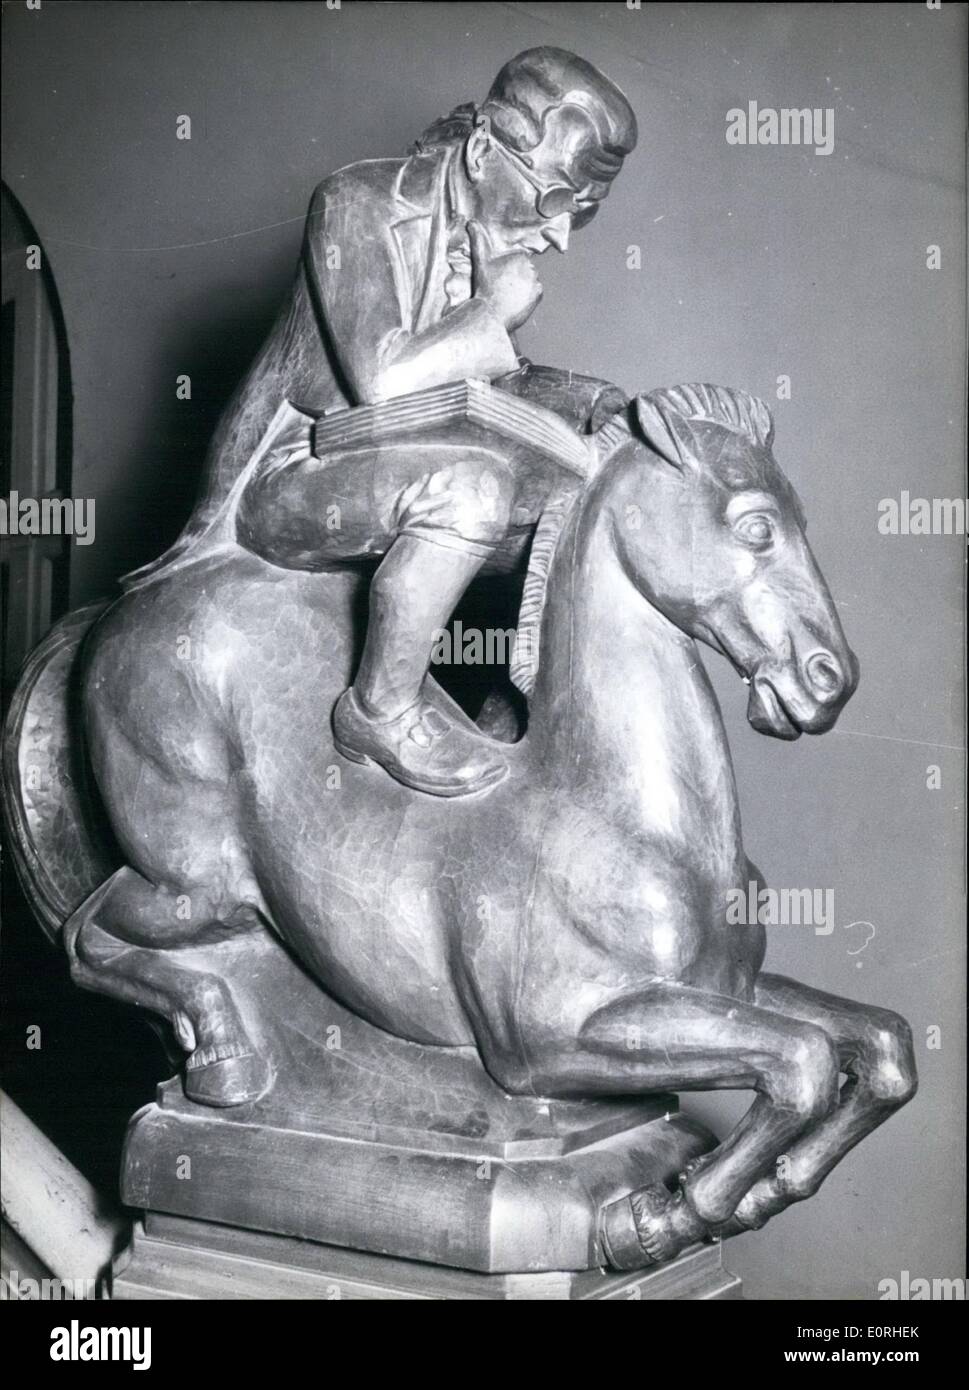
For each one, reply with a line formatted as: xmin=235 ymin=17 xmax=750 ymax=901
xmin=333 ymin=686 xmax=508 ymax=797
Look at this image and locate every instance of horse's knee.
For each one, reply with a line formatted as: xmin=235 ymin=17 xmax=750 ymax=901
xmin=861 ymin=1009 xmax=918 ymax=1108
xmin=769 ymin=1026 xmax=841 ymax=1123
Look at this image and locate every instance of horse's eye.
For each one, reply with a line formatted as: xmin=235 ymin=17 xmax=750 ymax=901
xmin=734 ymin=513 xmax=775 ymax=548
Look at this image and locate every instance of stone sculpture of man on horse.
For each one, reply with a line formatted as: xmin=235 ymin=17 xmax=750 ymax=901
xmin=1 ymin=45 xmax=917 ymax=1287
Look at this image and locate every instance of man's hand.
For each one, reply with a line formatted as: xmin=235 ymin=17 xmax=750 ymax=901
xmin=468 ymin=220 xmax=542 ymax=332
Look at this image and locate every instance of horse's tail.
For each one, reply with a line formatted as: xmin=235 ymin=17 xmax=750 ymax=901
xmin=2 ymin=603 xmax=121 ymax=941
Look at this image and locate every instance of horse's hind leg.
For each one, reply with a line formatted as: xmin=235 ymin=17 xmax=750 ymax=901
xmin=64 ymin=866 xmax=272 ymax=1106
xmin=714 ymin=973 xmax=917 ymax=1234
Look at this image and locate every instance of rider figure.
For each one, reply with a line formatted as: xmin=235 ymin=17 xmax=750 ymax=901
xmin=132 ymin=48 xmax=636 ymax=796
xmin=332 ymin=52 xmax=635 ymax=795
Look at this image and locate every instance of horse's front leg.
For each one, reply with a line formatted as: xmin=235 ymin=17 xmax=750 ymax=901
xmin=483 ymin=983 xmax=842 ymax=1267
xmin=716 ymin=973 xmax=918 ymax=1235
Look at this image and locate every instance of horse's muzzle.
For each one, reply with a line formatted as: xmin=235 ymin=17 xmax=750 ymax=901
xmin=747 ymin=647 xmax=859 ymax=739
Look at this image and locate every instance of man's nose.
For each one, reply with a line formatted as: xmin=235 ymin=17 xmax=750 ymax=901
xmin=542 ymin=218 xmax=570 ymax=253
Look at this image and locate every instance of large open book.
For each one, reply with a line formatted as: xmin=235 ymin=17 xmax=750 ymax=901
xmin=311 ymin=377 xmax=594 ymax=482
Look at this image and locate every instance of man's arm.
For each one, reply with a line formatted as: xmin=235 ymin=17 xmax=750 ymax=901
xmin=303 ymin=174 xmax=519 ymax=403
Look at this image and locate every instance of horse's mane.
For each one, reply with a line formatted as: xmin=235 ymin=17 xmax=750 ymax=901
xmin=508 ymin=414 xmax=630 ymax=698
xmin=642 ymin=382 xmax=775 ymax=449
xmin=508 ymin=384 xmax=774 ymax=698
xmin=509 ymin=492 xmax=575 ymax=697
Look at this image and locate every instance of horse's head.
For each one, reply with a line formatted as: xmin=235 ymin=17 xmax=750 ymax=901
xmin=596 ymin=383 xmax=858 ymax=738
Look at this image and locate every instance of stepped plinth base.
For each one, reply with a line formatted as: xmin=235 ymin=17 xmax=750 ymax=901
xmin=113 ymin=1215 xmax=742 ymax=1300
xmin=121 ymin=1083 xmax=715 ymax=1274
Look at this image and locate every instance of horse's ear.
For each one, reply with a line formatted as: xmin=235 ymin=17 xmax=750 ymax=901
xmin=749 ymin=394 xmax=776 ymax=450
xmin=633 ymin=395 xmax=700 ymax=471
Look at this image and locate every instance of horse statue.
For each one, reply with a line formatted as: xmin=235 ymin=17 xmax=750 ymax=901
xmin=2 ymin=381 xmax=916 ymax=1278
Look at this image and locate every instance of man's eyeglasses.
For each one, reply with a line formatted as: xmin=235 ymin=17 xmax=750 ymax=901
xmin=491 ymin=138 xmax=600 ymax=228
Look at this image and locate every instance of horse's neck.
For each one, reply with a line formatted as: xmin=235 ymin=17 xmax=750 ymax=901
xmin=528 ymin=499 xmax=742 ymax=847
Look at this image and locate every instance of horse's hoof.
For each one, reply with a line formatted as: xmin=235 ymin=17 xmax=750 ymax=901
xmin=183 ymin=1042 xmax=271 ymax=1107
xmin=600 ymin=1188 xmax=657 ymax=1270
xmin=600 ymin=1182 xmax=708 ymax=1270
xmin=631 ymin=1183 xmax=706 ymax=1264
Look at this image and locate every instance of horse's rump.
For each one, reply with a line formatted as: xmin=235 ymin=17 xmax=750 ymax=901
xmin=1 ymin=603 xmax=121 ymax=938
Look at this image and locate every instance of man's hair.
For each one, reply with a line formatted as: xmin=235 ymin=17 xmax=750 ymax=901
xmin=415 ymin=101 xmax=480 ymax=152
xmin=415 ymin=46 xmax=637 ymax=188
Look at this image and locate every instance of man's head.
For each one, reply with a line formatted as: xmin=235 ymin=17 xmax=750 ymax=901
xmin=418 ymin=48 xmax=637 ymax=255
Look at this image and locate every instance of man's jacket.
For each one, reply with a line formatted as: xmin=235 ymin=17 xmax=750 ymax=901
xmin=125 ymin=144 xmax=519 ymax=587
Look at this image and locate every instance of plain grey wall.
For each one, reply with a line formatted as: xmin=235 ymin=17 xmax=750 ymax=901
xmin=3 ymin=1 xmax=965 ymax=1298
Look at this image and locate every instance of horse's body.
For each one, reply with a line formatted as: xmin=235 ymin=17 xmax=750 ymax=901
xmin=57 ymin=383 xmax=917 ymax=1264
xmin=82 ymin=500 xmax=764 ymax=1051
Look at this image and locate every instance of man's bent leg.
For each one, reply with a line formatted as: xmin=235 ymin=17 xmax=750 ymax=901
xmin=354 ymin=534 xmax=488 ymax=720
xmin=334 ymin=535 xmax=508 ymax=796
xmin=333 ymin=459 xmax=514 ymax=797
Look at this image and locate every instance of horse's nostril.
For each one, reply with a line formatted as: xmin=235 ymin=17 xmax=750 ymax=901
xmin=805 ymin=651 xmax=844 ymax=700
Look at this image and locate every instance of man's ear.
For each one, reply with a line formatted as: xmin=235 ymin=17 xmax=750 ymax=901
xmin=464 ymin=113 xmax=492 ymax=183
xmin=634 ymin=395 xmax=700 ymax=471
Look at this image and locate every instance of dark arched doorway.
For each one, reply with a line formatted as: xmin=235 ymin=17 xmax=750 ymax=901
xmin=1 ymin=183 xmax=73 ymax=707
